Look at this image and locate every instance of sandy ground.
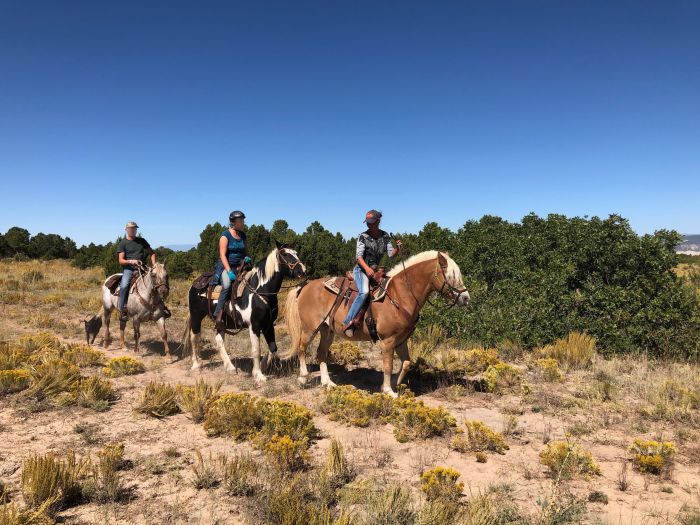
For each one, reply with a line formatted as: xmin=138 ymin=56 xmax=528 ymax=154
xmin=0 ymin=262 xmax=699 ymax=524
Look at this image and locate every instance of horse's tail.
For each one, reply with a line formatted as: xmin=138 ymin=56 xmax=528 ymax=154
xmin=180 ymin=314 xmax=192 ymax=357
xmin=284 ymin=287 xmax=302 ymax=358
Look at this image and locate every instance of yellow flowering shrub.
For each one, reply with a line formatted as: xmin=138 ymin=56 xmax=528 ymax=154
xmin=0 ymin=369 xmax=30 ymax=395
xmin=539 ymin=440 xmax=601 ymax=479
xmin=484 ymin=362 xmax=522 ymax=394
xmin=103 ymin=357 xmax=145 ymax=377
xmin=420 ymin=466 xmax=463 ymax=502
xmin=629 ymin=439 xmax=676 ymax=475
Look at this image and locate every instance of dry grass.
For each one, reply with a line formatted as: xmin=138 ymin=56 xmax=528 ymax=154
xmin=20 ymin=451 xmax=86 ymax=516
xmin=536 ymin=332 xmax=597 ymax=370
xmin=134 ymin=381 xmax=180 ymax=418
xmin=176 ymin=378 xmax=222 ymax=423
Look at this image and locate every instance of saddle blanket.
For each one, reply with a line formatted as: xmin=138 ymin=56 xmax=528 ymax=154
xmin=323 ymin=275 xmax=390 ymax=302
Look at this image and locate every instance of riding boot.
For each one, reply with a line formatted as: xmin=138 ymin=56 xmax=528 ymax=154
xmin=120 ymin=308 xmax=129 ymax=322
xmin=215 ymin=308 xmax=226 ymax=332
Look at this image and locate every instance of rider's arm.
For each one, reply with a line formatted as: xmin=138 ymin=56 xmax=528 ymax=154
xmin=118 ymin=251 xmax=138 ymax=266
xmin=357 ymin=256 xmax=374 ymax=277
xmin=219 ymin=236 xmax=230 ymax=272
xmin=355 ymin=236 xmax=374 ymax=277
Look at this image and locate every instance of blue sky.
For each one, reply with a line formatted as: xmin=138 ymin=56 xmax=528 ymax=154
xmin=1 ymin=1 xmax=698 ymax=247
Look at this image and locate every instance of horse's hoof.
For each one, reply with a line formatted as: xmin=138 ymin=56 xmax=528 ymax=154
xmin=297 ymin=375 xmax=308 ymax=387
xmin=382 ymin=388 xmax=398 ymax=398
xmin=253 ymin=373 xmax=267 ymax=383
xmin=224 ymin=364 xmax=237 ymax=373
xmin=322 ymin=380 xmax=337 ymax=389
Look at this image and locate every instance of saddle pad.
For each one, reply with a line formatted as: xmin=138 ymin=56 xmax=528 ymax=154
xmin=198 ymin=285 xmax=222 ymax=301
xmin=323 ymin=276 xmax=390 ymax=302
xmin=196 ymin=279 xmax=247 ymax=302
xmin=105 ymin=273 xmax=141 ymax=297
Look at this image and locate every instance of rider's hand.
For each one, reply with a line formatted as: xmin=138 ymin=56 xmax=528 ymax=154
xmin=366 ymin=268 xmax=375 ymax=279
xmin=228 ymin=270 xmax=236 ymax=281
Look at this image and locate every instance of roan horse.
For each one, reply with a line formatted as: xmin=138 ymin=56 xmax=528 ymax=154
xmin=183 ymin=245 xmax=306 ymax=382
xmin=101 ymin=262 xmax=171 ymax=356
xmin=284 ymin=250 xmax=469 ymax=396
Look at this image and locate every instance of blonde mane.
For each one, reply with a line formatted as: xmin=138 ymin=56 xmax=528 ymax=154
xmin=257 ymin=249 xmax=280 ymax=286
xmin=387 ymin=250 xmax=465 ymax=288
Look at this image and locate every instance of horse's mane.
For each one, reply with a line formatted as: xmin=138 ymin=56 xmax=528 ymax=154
xmin=387 ymin=250 xmax=464 ymax=287
xmin=250 ymin=249 xmax=280 ymax=287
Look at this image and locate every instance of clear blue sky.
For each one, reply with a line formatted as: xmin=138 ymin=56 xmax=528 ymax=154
xmin=1 ymin=1 xmax=698 ymax=247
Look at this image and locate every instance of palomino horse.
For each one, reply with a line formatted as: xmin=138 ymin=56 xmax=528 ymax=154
xmin=284 ymin=250 xmax=469 ymax=396
xmin=101 ymin=262 xmax=171 ymax=357
xmin=183 ymin=245 xmax=306 ymax=382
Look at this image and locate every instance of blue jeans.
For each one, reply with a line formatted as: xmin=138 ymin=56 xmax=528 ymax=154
xmin=213 ymin=261 xmax=232 ymax=316
xmin=118 ymin=267 xmax=134 ymax=311
xmin=343 ymin=265 xmax=369 ymax=325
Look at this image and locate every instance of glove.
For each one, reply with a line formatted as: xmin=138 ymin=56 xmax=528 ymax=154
xmin=227 ymin=270 xmax=236 ymax=281
xmin=244 ymin=256 xmax=252 ymax=264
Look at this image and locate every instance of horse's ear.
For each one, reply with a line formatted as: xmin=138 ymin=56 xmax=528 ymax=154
xmin=438 ymin=252 xmax=448 ymax=265
xmin=275 ymin=240 xmax=283 ymax=249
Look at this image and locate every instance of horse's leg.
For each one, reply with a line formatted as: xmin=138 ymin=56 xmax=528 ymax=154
xmin=261 ymin=323 xmax=277 ymax=373
xmin=380 ymin=341 xmax=397 ymax=397
xmin=156 ymin=317 xmax=171 ymax=360
xmin=214 ymin=332 xmax=236 ymax=373
xmin=250 ymin=327 xmax=266 ymax=383
xmin=190 ymin=330 xmax=202 ymax=370
xmin=103 ymin=306 xmax=112 ymax=349
xmin=318 ymin=325 xmax=336 ymax=388
xmin=132 ymin=319 xmax=141 ymax=353
xmin=395 ymin=341 xmax=412 ymax=389
xmin=119 ymin=319 xmax=127 ymax=350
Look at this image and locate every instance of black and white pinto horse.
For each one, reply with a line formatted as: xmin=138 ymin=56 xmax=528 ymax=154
xmin=183 ymin=244 xmax=306 ymax=382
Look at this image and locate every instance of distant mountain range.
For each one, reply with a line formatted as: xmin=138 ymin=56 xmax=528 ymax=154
xmin=677 ymin=234 xmax=700 ymax=254
xmin=163 ymin=244 xmax=195 ymax=252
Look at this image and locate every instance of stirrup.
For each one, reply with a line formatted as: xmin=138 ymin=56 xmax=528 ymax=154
xmin=342 ymin=321 xmax=355 ymax=337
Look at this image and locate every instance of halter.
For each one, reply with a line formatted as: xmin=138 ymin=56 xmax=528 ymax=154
xmin=401 ymin=253 xmax=468 ymax=311
xmin=131 ymin=263 xmax=170 ymax=315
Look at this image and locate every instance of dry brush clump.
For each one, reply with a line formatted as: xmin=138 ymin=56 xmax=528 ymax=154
xmin=134 ymin=381 xmax=180 ymax=418
xmin=176 ymin=378 xmax=222 ymax=423
xmin=535 ymin=332 xmax=597 ymax=371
